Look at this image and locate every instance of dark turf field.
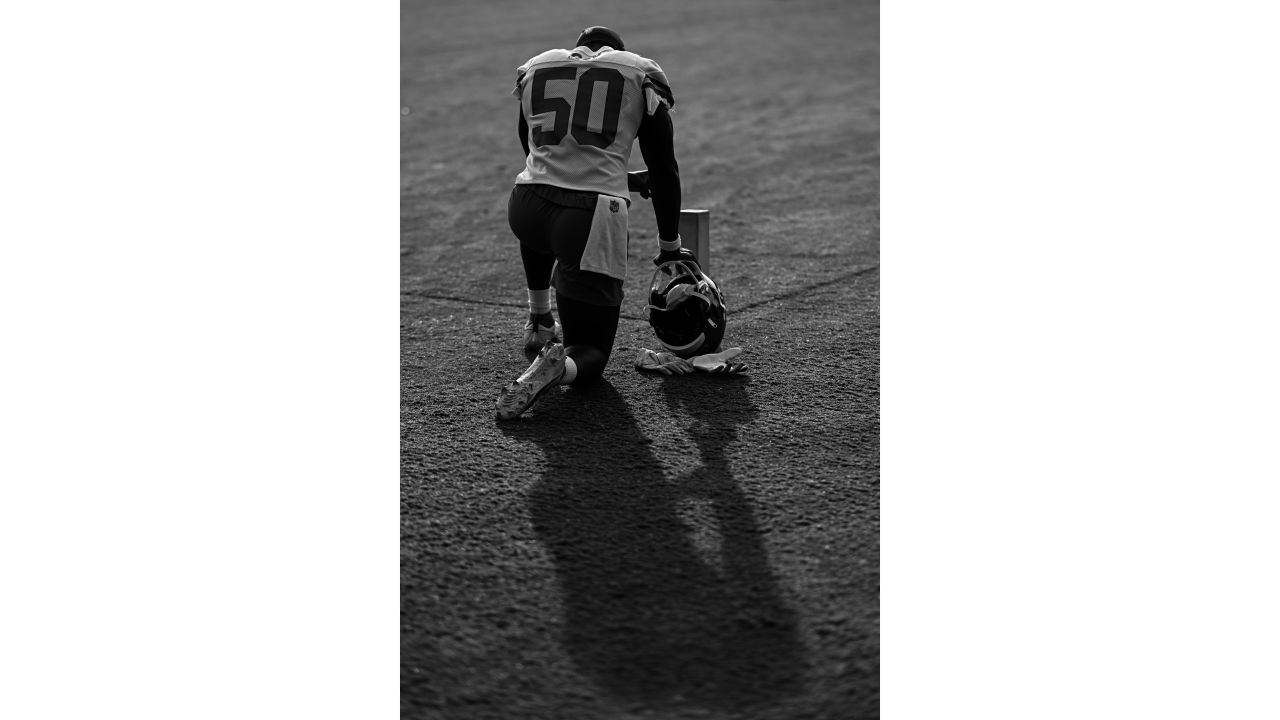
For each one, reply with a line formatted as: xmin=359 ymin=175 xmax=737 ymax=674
xmin=401 ymin=0 xmax=879 ymax=717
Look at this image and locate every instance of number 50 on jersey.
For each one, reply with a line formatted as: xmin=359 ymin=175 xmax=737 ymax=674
xmin=528 ymin=67 xmax=627 ymax=149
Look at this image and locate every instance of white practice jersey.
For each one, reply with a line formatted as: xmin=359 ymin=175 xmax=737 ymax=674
xmin=513 ymin=45 xmax=674 ymax=198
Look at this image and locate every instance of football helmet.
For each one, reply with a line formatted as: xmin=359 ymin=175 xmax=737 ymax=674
xmin=645 ymin=260 xmax=726 ymax=358
xmin=576 ymin=26 xmax=625 ymax=51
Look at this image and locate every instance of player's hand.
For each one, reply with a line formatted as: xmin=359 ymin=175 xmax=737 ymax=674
xmin=627 ymin=170 xmax=651 ymax=199
xmin=652 ymin=244 xmax=699 ymax=268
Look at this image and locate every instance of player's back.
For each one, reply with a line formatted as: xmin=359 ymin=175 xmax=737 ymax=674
xmin=513 ymin=47 xmax=673 ymax=198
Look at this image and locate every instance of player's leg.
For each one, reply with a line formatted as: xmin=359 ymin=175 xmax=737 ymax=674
xmin=555 ymin=294 xmax=621 ymax=386
xmin=496 ymin=196 xmax=621 ymax=419
xmin=507 ymin=185 xmax=560 ymax=352
xmin=545 ymin=199 xmax=624 ymax=385
xmin=496 ymin=188 xmax=578 ymax=421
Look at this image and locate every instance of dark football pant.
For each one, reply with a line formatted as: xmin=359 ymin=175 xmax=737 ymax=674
xmin=508 ymin=184 xmax=622 ymax=384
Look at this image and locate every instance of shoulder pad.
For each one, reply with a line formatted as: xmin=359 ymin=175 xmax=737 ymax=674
xmin=632 ymin=54 xmax=675 ymax=110
xmin=514 ymin=48 xmax=574 ymax=97
xmin=519 ymin=48 xmax=575 ymax=72
xmin=595 ymin=51 xmax=676 ymax=109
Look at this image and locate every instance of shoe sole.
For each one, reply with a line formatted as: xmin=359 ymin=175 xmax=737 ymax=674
xmin=495 ymin=375 xmax=558 ymax=420
xmin=495 ymin=350 xmax=566 ymax=420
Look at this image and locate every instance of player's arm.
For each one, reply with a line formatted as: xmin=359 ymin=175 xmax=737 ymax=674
xmin=513 ymin=64 xmax=531 ymax=157
xmin=637 ymin=103 xmax=686 ymax=260
xmin=518 ymin=109 xmax=530 ymax=157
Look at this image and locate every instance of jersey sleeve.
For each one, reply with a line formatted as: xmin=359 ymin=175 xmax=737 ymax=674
xmin=512 ymin=53 xmax=544 ymax=99
xmin=512 ymin=64 xmax=529 ymax=99
xmin=637 ymin=57 xmax=675 ymax=113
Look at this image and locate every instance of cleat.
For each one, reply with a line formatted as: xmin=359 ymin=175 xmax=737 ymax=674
xmin=496 ymin=342 xmax=567 ymax=420
xmin=523 ymin=318 xmax=561 ymax=354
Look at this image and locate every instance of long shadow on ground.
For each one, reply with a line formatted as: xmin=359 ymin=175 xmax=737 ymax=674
xmin=500 ymin=379 xmax=806 ymax=715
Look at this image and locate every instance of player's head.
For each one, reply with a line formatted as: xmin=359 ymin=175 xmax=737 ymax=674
xmin=646 ymin=260 xmax=726 ymax=358
xmin=575 ymin=26 xmax=625 ymax=51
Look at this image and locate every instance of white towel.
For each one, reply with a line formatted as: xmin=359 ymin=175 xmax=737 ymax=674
xmin=580 ymin=194 xmax=629 ymax=281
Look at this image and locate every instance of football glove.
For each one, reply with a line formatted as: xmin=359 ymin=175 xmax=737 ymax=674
xmin=634 ymin=348 xmax=695 ymax=375
xmin=691 ymin=347 xmax=748 ymax=374
xmin=652 ymin=244 xmax=700 ymax=268
xmin=627 ymin=170 xmax=651 ymax=199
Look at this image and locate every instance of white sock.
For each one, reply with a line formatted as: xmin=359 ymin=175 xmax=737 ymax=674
xmin=560 ymin=357 xmax=577 ymax=385
xmin=527 ymin=288 xmax=552 ymax=316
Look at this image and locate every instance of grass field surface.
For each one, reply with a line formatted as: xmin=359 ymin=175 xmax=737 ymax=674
xmin=402 ymin=0 xmax=879 ymax=717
